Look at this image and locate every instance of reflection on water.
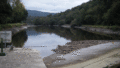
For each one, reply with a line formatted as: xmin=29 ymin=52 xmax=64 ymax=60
xmin=34 ymin=26 xmax=120 ymax=40
xmin=24 ymin=33 xmax=71 ymax=58
xmin=12 ymin=30 xmax=27 ymax=47
xmin=12 ymin=26 xmax=120 ymax=58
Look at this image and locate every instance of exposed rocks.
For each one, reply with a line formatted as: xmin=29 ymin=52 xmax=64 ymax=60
xmin=52 ymin=40 xmax=119 ymax=54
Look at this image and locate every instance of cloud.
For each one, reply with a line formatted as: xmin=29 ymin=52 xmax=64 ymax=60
xmin=21 ymin=0 xmax=89 ymax=13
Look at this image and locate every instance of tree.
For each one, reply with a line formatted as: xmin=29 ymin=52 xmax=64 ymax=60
xmin=103 ymin=1 xmax=120 ymax=25
xmin=11 ymin=0 xmax=28 ymax=23
xmin=0 ymin=0 xmax=12 ymax=24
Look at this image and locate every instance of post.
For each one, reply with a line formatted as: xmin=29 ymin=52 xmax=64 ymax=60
xmin=0 ymin=38 xmax=5 ymax=56
xmin=5 ymin=31 xmax=6 ymax=49
xmin=1 ymin=38 xmax=3 ymax=53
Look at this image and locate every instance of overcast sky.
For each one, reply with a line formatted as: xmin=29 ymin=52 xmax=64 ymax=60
xmin=21 ymin=0 xmax=89 ymax=13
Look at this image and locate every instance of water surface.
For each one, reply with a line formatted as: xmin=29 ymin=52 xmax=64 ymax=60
xmin=12 ymin=26 xmax=120 ymax=58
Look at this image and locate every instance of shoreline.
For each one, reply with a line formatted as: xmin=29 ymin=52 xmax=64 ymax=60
xmin=51 ymin=40 xmax=119 ymax=54
xmin=1 ymin=24 xmax=29 ymax=36
xmin=43 ymin=40 xmax=120 ymax=68
xmin=61 ymin=25 xmax=120 ymax=35
xmin=76 ymin=26 xmax=120 ymax=35
xmin=2 ymin=24 xmax=119 ymax=36
xmin=58 ymin=48 xmax=120 ymax=68
xmin=1 ymin=25 xmax=120 ymax=68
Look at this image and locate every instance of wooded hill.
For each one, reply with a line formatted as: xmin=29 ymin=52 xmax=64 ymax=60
xmin=31 ymin=0 xmax=120 ymax=26
xmin=26 ymin=10 xmax=55 ymax=25
xmin=27 ymin=10 xmax=55 ymax=17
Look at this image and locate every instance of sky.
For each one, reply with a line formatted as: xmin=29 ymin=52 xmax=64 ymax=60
xmin=21 ymin=0 xmax=89 ymax=13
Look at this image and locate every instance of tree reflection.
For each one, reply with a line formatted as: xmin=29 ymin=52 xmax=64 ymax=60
xmin=12 ymin=30 xmax=27 ymax=47
xmin=34 ymin=26 xmax=120 ymax=40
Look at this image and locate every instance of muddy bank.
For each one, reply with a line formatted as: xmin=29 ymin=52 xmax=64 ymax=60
xmin=43 ymin=40 xmax=120 ymax=68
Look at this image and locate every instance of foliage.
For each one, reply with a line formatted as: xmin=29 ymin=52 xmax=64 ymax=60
xmin=11 ymin=0 xmax=28 ymax=23
xmin=0 ymin=0 xmax=12 ymax=24
xmin=25 ymin=0 xmax=120 ymax=27
xmin=0 ymin=0 xmax=28 ymax=24
xmin=0 ymin=23 xmax=26 ymax=30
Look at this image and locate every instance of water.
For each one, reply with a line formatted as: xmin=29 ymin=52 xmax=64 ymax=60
xmin=12 ymin=26 xmax=120 ymax=58
xmin=24 ymin=33 xmax=71 ymax=58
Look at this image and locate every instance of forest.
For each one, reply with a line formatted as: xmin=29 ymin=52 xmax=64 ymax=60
xmin=26 ymin=0 xmax=120 ymax=27
xmin=0 ymin=0 xmax=28 ymax=24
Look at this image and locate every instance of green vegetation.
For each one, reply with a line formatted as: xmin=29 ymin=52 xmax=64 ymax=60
xmin=0 ymin=53 xmax=6 ymax=56
xmin=104 ymin=63 xmax=120 ymax=68
xmin=26 ymin=0 xmax=120 ymax=28
xmin=0 ymin=0 xmax=28 ymax=25
xmin=0 ymin=23 xmax=27 ymax=30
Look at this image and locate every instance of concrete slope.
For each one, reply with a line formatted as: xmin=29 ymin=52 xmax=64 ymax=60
xmin=0 ymin=48 xmax=46 ymax=68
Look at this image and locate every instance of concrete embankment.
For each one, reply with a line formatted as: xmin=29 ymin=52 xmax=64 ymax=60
xmin=75 ymin=26 xmax=120 ymax=35
xmin=4 ymin=26 xmax=28 ymax=36
xmin=0 ymin=25 xmax=46 ymax=68
xmin=61 ymin=25 xmax=120 ymax=35
xmin=0 ymin=48 xmax=46 ymax=68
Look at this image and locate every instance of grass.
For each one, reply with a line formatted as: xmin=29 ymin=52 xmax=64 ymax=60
xmin=103 ymin=63 xmax=120 ymax=68
xmin=0 ymin=53 xmax=6 ymax=56
xmin=82 ymin=25 xmax=120 ymax=31
xmin=0 ymin=23 xmax=27 ymax=31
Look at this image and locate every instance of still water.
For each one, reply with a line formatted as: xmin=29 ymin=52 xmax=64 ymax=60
xmin=12 ymin=26 xmax=120 ymax=58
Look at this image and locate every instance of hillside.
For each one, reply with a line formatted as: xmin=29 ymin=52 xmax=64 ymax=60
xmin=27 ymin=10 xmax=55 ymax=17
xmin=27 ymin=0 xmax=120 ymax=26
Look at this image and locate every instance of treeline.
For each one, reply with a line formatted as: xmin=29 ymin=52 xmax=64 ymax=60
xmin=29 ymin=0 xmax=120 ymax=26
xmin=0 ymin=0 xmax=28 ymax=24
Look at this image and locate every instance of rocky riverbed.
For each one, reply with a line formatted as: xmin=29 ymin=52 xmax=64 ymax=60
xmin=44 ymin=40 xmax=120 ymax=68
xmin=52 ymin=40 xmax=119 ymax=54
